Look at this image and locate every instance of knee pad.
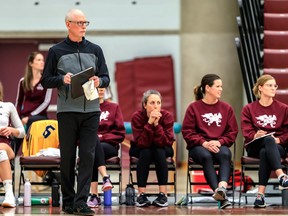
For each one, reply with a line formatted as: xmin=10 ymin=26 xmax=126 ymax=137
xmin=0 ymin=150 xmax=8 ymax=162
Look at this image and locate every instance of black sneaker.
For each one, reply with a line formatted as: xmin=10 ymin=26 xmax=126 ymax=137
xmin=152 ymin=192 xmax=168 ymax=207
xmin=219 ymin=199 xmax=232 ymax=209
xmin=254 ymin=193 xmax=266 ymax=208
xmin=62 ymin=206 xmax=74 ymax=214
xmin=73 ymin=204 xmax=95 ymax=215
xmin=279 ymin=175 xmax=288 ymax=189
xmin=212 ymin=186 xmax=227 ymax=201
xmin=136 ymin=193 xmax=151 ymax=207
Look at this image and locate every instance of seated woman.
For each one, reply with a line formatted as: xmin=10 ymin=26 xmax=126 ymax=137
xmin=15 ymin=51 xmax=52 ymax=154
xmin=182 ymin=74 xmax=238 ymax=209
xmin=0 ymin=81 xmax=25 ymax=207
xmin=129 ymin=89 xmax=174 ymax=207
xmin=241 ymin=74 xmax=288 ymax=208
xmin=87 ymin=87 xmax=126 ymax=208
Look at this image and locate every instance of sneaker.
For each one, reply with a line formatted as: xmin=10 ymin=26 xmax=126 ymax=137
xmin=279 ymin=175 xmax=288 ymax=189
xmin=2 ymin=193 xmax=16 ymax=208
xmin=219 ymin=199 xmax=232 ymax=209
xmin=62 ymin=205 xmax=74 ymax=214
xmin=136 ymin=193 xmax=151 ymax=207
xmin=212 ymin=186 xmax=227 ymax=201
xmin=152 ymin=192 xmax=168 ymax=207
xmin=254 ymin=193 xmax=266 ymax=208
xmin=87 ymin=194 xmax=101 ymax=208
xmin=73 ymin=204 xmax=95 ymax=215
xmin=102 ymin=176 xmax=113 ymax=192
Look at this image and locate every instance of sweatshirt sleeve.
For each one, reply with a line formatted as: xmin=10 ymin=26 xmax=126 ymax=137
xmin=241 ymin=104 xmax=257 ymax=145
xmin=276 ymin=104 xmax=288 ymax=145
xmin=182 ymin=104 xmax=206 ymax=148
xmin=101 ymin=105 xmax=126 ymax=145
xmin=9 ymin=103 xmax=25 ymax=138
xmin=97 ymin=47 xmax=110 ymax=88
xmin=30 ymin=88 xmax=52 ymax=116
xmin=218 ymin=106 xmax=238 ymax=147
xmin=41 ymin=48 xmax=65 ymax=89
xmin=152 ymin=111 xmax=174 ymax=147
xmin=131 ymin=111 xmax=154 ymax=148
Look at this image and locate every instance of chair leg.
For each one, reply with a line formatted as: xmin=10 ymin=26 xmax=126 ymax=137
xmin=119 ymin=171 xmax=122 ymax=204
xmin=186 ymin=165 xmax=190 ymax=205
xmin=174 ymin=170 xmax=177 ymax=204
xmin=18 ymin=168 xmax=25 ymax=198
xmin=232 ymin=166 xmax=235 ymax=206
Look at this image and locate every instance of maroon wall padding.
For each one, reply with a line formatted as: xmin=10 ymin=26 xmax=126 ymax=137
xmin=264 ymin=49 xmax=288 ymax=68
xmin=115 ymin=60 xmax=136 ymax=122
xmin=115 ymin=55 xmax=176 ymax=122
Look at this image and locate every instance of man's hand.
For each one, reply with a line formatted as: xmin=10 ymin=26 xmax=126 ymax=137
xmin=89 ymin=76 xmax=100 ymax=88
xmin=64 ymin=73 xmax=73 ymax=85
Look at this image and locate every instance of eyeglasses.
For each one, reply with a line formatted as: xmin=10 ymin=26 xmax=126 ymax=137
xmin=68 ymin=21 xmax=90 ymax=27
xmin=264 ymin=83 xmax=278 ymax=89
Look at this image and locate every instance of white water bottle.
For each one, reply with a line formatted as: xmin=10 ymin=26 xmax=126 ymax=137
xmin=24 ymin=179 xmax=31 ymax=206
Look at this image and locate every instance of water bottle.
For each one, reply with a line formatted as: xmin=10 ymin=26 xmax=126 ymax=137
xmin=31 ymin=197 xmax=51 ymax=205
xmin=18 ymin=197 xmax=51 ymax=205
xmin=125 ymin=184 xmax=135 ymax=206
xmin=51 ymin=180 xmax=60 ymax=207
xmin=24 ymin=179 xmax=31 ymax=206
xmin=104 ymin=190 xmax=112 ymax=206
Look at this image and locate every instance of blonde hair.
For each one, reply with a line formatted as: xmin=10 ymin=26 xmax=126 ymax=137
xmin=0 ymin=81 xmax=3 ymax=101
xmin=253 ymin=74 xmax=275 ymax=99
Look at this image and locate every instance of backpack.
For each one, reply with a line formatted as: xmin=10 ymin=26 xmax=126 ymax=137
xmin=125 ymin=184 xmax=135 ymax=206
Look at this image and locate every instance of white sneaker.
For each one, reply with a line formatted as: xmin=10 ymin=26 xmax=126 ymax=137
xmin=2 ymin=193 xmax=16 ymax=208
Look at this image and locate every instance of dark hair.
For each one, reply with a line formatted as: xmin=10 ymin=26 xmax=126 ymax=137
xmin=141 ymin=89 xmax=162 ymax=109
xmin=194 ymin=74 xmax=221 ymax=100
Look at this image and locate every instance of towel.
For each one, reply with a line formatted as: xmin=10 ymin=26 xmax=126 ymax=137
xmin=82 ymin=80 xmax=99 ymax=101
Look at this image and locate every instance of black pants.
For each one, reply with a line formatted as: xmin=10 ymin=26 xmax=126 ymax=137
xmin=129 ymin=145 xmax=174 ymax=187
xmin=189 ymin=145 xmax=231 ymax=191
xmin=57 ymin=112 xmax=100 ymax=208
xmin=247 ymin=136 xmax=286 ymax=186
xmin=91 ymin=142 xmax=119 ymax=181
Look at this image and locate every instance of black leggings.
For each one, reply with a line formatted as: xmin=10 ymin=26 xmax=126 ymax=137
xmin=189 ymin=145 xmax=231 ymax=191
xmin=91 ymin=142 xmax=119 ymax=182
xmin=129 ymin=145 xmax=174 ymax=187
xmin=247 ymin=136 xmax=286 ymax=186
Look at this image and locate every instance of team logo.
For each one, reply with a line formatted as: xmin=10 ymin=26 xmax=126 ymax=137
xmin=100 ymin=110 xmax=110 ymax=122
xmin=202 ymin=113 xmax=222 ymax=127
xmin=36 ymin=84 xmax=44 ymax=91
xmin=256 ymin=114 xmax=277 ymax=128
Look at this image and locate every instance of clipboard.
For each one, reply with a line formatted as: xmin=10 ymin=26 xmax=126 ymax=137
xmin=70 ymin=67 xmax=95 ymax=99
xmin=246 ymin=132 xmax=275 ymax=146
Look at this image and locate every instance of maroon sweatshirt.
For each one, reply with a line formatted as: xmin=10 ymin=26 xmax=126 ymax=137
xmin=131 ymin=109 xmax=174 ymax=149
xmin=241 ymin=99 xmax=288 ymax=148
xmin=15 ymin=78 xmax=52 ymax=118
xmin=182 ymin=100 xmax=238 ymax=149
xmin=98 ymin=101 xmax=125 ymax=147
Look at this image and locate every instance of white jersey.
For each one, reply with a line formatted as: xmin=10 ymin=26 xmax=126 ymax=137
xmin=0 ymin=101 xmax=25 ymax=138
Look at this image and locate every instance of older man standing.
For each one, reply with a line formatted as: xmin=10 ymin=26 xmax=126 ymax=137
xmin=41 ymin=9 xmax=110 ymax=215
